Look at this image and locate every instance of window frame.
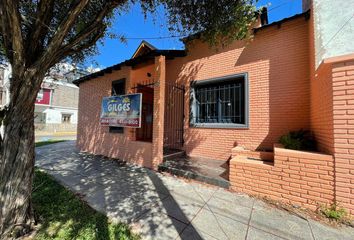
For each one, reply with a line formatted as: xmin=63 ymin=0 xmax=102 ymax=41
xmin=61 ymin=113 xmax=72 ymax=123
xmin=109 ymin=78 xmax=126 ymax=134
xmin=189 ymin=73 xmax=249 ymax=129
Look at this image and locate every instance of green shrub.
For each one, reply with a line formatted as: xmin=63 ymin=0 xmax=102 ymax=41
xmin=321 ymin=203 xmax=347 ymax=220
xmin=279 ymin=129 xmax=316 ymax=151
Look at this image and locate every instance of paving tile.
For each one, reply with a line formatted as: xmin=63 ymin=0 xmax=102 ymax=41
xmin=151 ymin=195 xmax=204 ymax=224
xmin=308 ymin=219 xmax=354 ymax=240
xmin=191 ymin=208 xmax=248 ymax=240
xmin=177 ymin=225 xmax=219 ymax=240
xmin=206 ymin=195 xmax=252 ymax=224
xmin=83 ymin=189 xmax=151 ymax=223
xmin=246 ymin=227 xmax=286 ymax=240
xmin=132 ymin=211 xmax=187 ymax=240
xmin=167 ymin=183 xmax=215 ymax=207
xmin=250 ymin=206 xmax=314 ymax=240
xmin=213 ymin=189 xmax=254 ymax=208
xmin=45 ymin=169 xmax=97 ymax=191
xmin=188 ymin=182 xmax=218 ymax=202
xmin=35 ymin=142 xmax=354 ymax=240
xmin=84 ymin=183 xmax=168 ymax=223
xmin=80 ymin=187 xmax=107 ymax=213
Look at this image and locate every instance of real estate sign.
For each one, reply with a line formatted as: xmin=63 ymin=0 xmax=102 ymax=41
xmin=100 ymin=93 xmax=142 ymax=128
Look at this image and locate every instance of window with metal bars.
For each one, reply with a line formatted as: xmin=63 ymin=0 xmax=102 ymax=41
xmin=190 ymin=73 xmax=248 ymax=128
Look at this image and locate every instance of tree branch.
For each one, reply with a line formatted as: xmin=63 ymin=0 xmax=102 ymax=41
xmin=36 ymin=0 xmax=90 ymax=69
xmin=57 ymin=1 xmax=116 ymax=57
xmin=0 ymin=0 xmax=25 ymax=71
xmin=26 ymin=0 xmax=55 ymax=62
xmin=51 ymin=1 xmax=124 ymax=67
xmin=54 ymin=26 xmax=106 ymax=64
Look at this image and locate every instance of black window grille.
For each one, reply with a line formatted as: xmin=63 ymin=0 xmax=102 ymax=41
xmin=109 ymin=79 xmax=125 ymax=133
xmin=191 ymin=76 xmax=247 ymax=126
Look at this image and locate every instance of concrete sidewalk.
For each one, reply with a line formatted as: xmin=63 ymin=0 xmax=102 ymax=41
xmin=35 ymin=141 xmax=354 ymax=240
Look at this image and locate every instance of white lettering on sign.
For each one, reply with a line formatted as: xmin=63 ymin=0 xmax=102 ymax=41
xmin=107 ymin=103 xmax=131 ymax=112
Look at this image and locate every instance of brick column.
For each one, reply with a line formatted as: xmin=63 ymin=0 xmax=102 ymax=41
xmin=124 ymin=66 xmax=136 ymax=141
xmin=329 ymin=56 xmax=354 ymax=215
xmin=152 ymin=55 xmax=166 ymax=169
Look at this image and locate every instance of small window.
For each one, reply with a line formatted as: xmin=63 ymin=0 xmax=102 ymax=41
xmin=35 ymin=112 xmax=46 ymax=123
xmin=190 ymin=73 xmax=249 ymax=128
xmin=109 ymin=79 xmax=125 ymax=133
xmin=62 ymin=114 xmax=72 ymax=123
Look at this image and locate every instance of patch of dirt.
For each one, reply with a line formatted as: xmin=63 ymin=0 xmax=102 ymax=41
xmin=247 ymin=194 xmax=353 ymax=228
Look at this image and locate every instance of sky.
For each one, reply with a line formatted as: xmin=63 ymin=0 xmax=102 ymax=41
xmin=86 ymin=0 xmax=303 ymax=69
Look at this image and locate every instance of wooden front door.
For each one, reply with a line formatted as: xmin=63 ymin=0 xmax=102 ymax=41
xmin=136 ymin=86 xmax=154 ymax=142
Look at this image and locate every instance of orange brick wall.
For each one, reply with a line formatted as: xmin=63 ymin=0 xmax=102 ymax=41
xmin=166 ymin=17 xmax=311 ymax=160
xmin=230 ymin=145 xmax=335 ymax=210
xmin=77 ymin=66 xmax=153 ymax=168
xmin=310 ymin=63 xmax=334 ymax=153
xmin=308 ymin=6 xmax=334 ymax=155
xmin=331 ymin=58 xmax=354 ymax=215
xmin=152 ymin=56 xmax=166 ymax=169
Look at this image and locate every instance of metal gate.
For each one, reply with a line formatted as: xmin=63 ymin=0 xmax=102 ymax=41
xmin=164 ymin=83 xmax=185 ymax=149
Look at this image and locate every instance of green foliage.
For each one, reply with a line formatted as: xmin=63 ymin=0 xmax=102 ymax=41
xmin=35 ymin=140 xmax=66 ymax=147
xmin=279 ymin=129 xmax=317 ymax=151
xmin=32 ymin=169 xmax=139 ymax=240
xmin=146 ymin=0 xmax=258 ymax=45
xmin=321 ymin=203 xmax=347 ymax=221
xmin=0 ymin=0 xmax=258 ymax=65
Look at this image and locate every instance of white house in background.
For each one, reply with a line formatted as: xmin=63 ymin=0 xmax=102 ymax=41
xmin=0 ymin=63 xmax=95 ymax=132
xmin=0 ymin=63 xmax=11 ymax=106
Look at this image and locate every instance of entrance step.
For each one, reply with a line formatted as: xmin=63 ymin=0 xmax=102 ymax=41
xmin=163 ymin=148 xmax=186 ymax=161
xmin=158 ymin=156 xmax=230 ymax=189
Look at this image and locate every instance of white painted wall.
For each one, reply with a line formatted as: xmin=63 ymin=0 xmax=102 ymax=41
xmin=0 ymin=63 xmax=11 ymax=106
xmin=304 ymin=0 xmax=354 ymax=67
xmin=44 ymin=108 xmax=78 ymax=124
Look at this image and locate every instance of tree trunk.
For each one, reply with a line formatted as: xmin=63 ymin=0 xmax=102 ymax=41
xmin=0 ymin=94 xmax=36 ymax=238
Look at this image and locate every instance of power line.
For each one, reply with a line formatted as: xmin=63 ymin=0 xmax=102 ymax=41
xmin=267 ymin=0 xmax=293 ymax=12
xmin=124 ymin=35 xmax=186 ymax=40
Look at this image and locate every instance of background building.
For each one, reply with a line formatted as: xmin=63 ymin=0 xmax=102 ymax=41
xmin=0 ymin=63 xmax=11 ymax=107
xmin=34 ymin=77 xmax=80 ymax=132
xmin=0 ymin=63 xmax=93 ymax=133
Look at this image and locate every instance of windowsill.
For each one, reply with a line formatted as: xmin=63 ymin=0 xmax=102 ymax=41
xmin=190 ymin=123 xmax=249 ymax=129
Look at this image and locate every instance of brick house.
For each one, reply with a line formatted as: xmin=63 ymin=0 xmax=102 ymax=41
xmin=74 ymin=1 xmax=354 ymax=214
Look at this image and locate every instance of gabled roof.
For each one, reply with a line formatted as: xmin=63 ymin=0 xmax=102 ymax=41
xmin=131 ymin=40 xmax=157 ymax=59
xmin=73 ymin=48 xmax=186 ymax=86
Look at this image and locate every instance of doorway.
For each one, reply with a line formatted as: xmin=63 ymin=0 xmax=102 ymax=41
xmin=136 ymin=85 xmax=154 ymax=142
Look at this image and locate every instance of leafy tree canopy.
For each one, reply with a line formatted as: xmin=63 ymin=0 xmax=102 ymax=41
xmin=0 ymin=0 xmax=257 ymax=68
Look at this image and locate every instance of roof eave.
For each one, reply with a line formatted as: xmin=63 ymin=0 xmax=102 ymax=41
xmin=73 ymin=49 xmax=186 ymax=86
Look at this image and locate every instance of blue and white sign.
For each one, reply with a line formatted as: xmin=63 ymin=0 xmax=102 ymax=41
xmin=100 ymin=93 xmax=142 ymax=128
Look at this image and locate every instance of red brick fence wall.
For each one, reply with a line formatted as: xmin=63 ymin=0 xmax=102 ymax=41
xmin=230 ymin=145 xmax=335 ymax=211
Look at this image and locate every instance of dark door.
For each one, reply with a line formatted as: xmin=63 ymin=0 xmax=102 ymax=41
xmin=136 ymin=86 xmax=154 ymax=142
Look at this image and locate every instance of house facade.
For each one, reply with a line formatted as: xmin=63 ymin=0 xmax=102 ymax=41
xmin=75 ymin=1 xmax=354 ymax=214
xmin=34 ymin=79 xmax=79 ymax=132
xmin=0 ymin=63 xmax=85 ymax=133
